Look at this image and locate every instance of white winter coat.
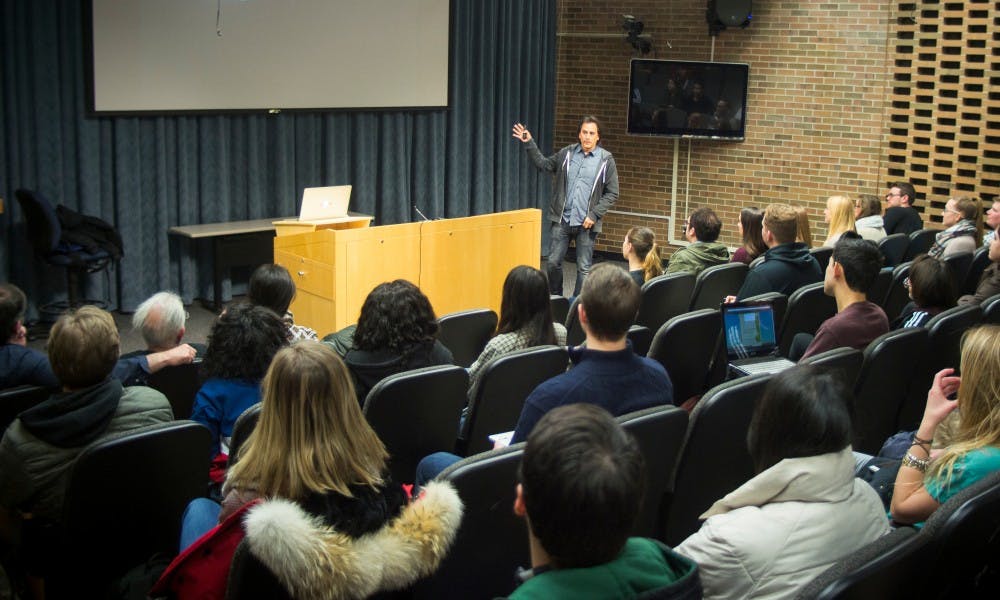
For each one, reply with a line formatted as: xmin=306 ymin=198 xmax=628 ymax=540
xmin=675 ymin=448 xmax=890 ymax=600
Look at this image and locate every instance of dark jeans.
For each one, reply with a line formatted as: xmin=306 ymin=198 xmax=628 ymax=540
xmin=548 ymin=221 xmax=597 ymax=297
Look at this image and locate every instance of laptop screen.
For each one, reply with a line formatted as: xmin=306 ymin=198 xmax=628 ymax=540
xmin=722 ymin=302 xmax=779 ymax=359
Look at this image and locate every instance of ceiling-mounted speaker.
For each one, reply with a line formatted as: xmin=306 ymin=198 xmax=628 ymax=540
xmin=709 ymin=0 xmax=752 ymax=29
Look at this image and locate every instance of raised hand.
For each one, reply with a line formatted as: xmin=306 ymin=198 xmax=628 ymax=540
xmin=512 ymin=123 xmax=532 ymax=143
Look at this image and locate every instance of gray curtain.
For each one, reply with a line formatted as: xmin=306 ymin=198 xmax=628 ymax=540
xmin=0 ymin=0 xmax=556 ymax=314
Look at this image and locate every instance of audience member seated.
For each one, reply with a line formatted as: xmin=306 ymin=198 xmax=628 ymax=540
xmin=822 ymin=195 xmax=856 ymax=248
xmin=622 ymin=226 xmax=663 ymax=285
xmin=665 ymin=207 xmax=730 ymax=276
xmin=344 ymin=280 xmax=454 ymax=404
xmin=928 ymin=195 xmax=983 ymax=259
xmin=983 ymin=200 xmax=999 ymax=247
xmin=191 ymin=302 xmax=288 ymax=486
xmin=794 ymin=205 xmax=814 ymax=248
xmin=676 ymin=365 xmax=890 ymax=599
xmin=0 ymin=307 xmax=172 ymax=524
xmin=506 ymin=404 xmax=699 ymax=598
xmin=465 ymin=266 xmax=566 ymax=413
xmin=175 ymin=342 xmax=463 ymax=598
xmin=793 ymin=233 xmax=888 ymax=361
xmin=120 ymin=291 xmax=205 ymax=383
xmin=854 ymin=193 xmax=887 ymax=242
xmin=889 ymin=325 xmax=1000 ymax=525
xmin=247 ymin=263 xmax=319 ymax=342
xmin=731 ymin=207 xmax=767 ymax=265
xmin=883 ymin=181 xmax=923 ymax=236
xmin=958 ymin=226 xmax=1000 ymax=305
xmin=415 ymin=263 xmax=673 ymax=483
xmin=734 ymin=204 xmax=823 ymax=300
xmin=0 ymin=284 xmax=196 ymax=389
xmin=894 ymin=255 xmax=957 ymax=328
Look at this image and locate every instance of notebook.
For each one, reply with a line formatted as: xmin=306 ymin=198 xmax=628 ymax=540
xmin=721 ymin=300 xmax=796 ymax=377
xmin=298 ymin=185 xmax=351 ymax=221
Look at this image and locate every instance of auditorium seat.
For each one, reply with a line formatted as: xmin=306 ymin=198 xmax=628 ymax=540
xmin=227 ymin=403 xmax=262 ymax=468
xmin=877 ymin=233 xmax=909 ymax=267
xmin=982 ymin=293 xmax=1000 ymax=324
xmin=778 ymin=282 xmax=837 ymax=357
xmin=626 ymin=324 xmax=653 ymax=357
xmin=800 ymin=347 xmax=863 ymax=388
xmin=564 ymin=296 xmax=584 ymax=347
xmin=882 ymin=261 xmax=913 ymax=323
xmin=0 ymin=384 xmax=53 ymax=433
xmin=810 ymin=246 xmax=833 ymax=273
xmin=635 ymin=272 xmax=696 ymax=333
xmin=962 ymin=246 xmax=990 ymax=296
xmin=904 ymin=228 xmax=937 ymax=261
xmin=437 ymin=309 xmax=498 ymax=368
xmin=146 ymin=359 xmax=203 ymax=420
xmin=647 ymin=308 xmax=722 ymax=404
xmin=689 ymin=262 xmax=748 ymax=311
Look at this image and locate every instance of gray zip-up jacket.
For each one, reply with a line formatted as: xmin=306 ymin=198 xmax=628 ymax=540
xmin=524 ymin=140 xmax=619 ymax=233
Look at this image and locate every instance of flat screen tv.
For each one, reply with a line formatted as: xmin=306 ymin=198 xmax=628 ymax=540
xmin=627 ymin=59 xmax=749 ymax=140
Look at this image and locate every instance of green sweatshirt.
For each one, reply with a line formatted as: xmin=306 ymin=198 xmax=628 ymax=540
xmin=665 ymin=241 xmax=730 ymax=276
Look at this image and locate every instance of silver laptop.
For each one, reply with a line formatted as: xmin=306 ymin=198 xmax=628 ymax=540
xmin=298 ymin=185 xmax=351 ymax=221
xmin=722 ymin=300 xmax=796 ymax=377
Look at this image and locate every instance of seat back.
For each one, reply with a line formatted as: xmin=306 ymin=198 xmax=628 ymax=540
xmin=549 ymin=294 xmax=570 ymax=325
xmin=59 ymin=421 xmax=211 ymax=594
xmin=463 ymin=345 xmax=568 ymax=456
xmin=635 ymin=272 xmax=696 ymax=332
xmin=852 ymin=328 xmax=928 ymax=454
xmin=942 ymin=252 xmax=974 ymax=297
xmin=982 ymin=292 xmax=1000 ymax=325
xmin=412 ymin=445 xmax=528 ymax=600
xmin=800 ymin=347 xmax=864 ymax=388
xmin=664 ymin=373 xmax=771 ymax=546
xmin=869 ymin=266 xmax=894 ymax=308
xmin=898 ymin=304 xmax=983 ymax=431
xmin=810 ymin=246 xmax=833 ymax=272
xmin=0 ymin=384 xmax=53 ymax=433
xmin=689 ymin=262 xmax=748 ymax=311
xmin=799 ymin=526 xmax=928 ymax=600
xmin=742 ymin=292 xmax=789 ymax=334
xmin=227 ymin=403 xmax=262 ymax=468
xmin=877 ymin=233 xmax=910 ymax=267
xmin=778 ymin=282 xmax=837 ymax=357
xmin=883 ymin=261 xmax=914 ymax=322
xmin=617 ymin=405 xmax=688 ymax=538
xmin=363 ymin=365 xmax=468 ymax=483
xmin=962 ymin=246 xmax=991 ymax=296
xmin=14 ymin=188 xmax=61 ymax=254
xmin=626 ymin=324 xmax=653 ymax=357
xmin=146 ymin=359 xmax=204 ymax=420
xmin=563 ymin=296 xmax=585 ymax=346
xmin=437 ymin=309 xmax=498 ymax=368
xmin=905 ymin=228 xmax=937 ymax=261
xmin=647 ymin=309 xmax=722 ymax=403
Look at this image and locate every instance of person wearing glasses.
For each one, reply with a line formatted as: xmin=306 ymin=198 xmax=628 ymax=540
xmin=928 ymin=196 xmax=983 ymax=259
xmin=883 ymin=181 xmax=923 ymax=236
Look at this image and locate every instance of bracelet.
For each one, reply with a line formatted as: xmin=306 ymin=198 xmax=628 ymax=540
xmin=913 ymin=434 xmax=933 ymax=445
xmin=902 ymin=452 xmax=929 ymax=472
xmin=910 ymin=440 xmax=930 ymax=454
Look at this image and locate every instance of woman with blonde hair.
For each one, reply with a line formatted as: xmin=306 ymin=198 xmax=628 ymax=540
xmin=822 ymin=195 xmax=856 ymax=248
xmin=929 ymin=195 xmax=984 ymax=258
xmin=890 ymin=325 xmax=1000 ymax=525
xmin=622 ymin=226 xmax=663 ymax=285
xmin=794 ymin=205 xmax=814 ymax=248
xmin=177 ymin=341 xmax=463 ymax=598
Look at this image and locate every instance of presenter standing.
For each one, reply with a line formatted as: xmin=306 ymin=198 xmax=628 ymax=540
xmin=513 ymin=117 xmax=619 ymax=296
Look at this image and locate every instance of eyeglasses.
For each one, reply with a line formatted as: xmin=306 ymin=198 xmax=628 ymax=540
xmin=903 ymin=277 xmax=911 ymax=290
xmin=885 ymin=192 xmax=902 ymax=199
xmin=942 ymin=207 xmax=960 ymax=215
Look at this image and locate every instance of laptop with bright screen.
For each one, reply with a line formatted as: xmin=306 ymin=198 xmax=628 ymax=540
xmin=298 ymin=185 xmax=351 ymax=221
xmin=721 ymin=301 xmax=795 ymax=376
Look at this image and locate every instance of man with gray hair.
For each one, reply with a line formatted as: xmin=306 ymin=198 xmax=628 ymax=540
xmin=120 ymin=291 xmax=202 ymax=385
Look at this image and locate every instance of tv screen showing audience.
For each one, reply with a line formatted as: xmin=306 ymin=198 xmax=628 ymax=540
xmin=627 ymin=59 xmax=750 ymax=141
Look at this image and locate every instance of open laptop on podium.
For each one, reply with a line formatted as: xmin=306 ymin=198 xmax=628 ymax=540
xmin=297 ymin=185 xmax=351 ymax=220
xmin=722 ymin=300 xmax=796 ymax=377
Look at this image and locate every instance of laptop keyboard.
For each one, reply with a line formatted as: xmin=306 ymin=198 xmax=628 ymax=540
xmin=737 ymin=358 xmax=795 ymax=375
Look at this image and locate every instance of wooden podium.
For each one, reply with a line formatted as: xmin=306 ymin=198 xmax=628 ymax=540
xmin=274 ymin=209 xmax=542 ymax=334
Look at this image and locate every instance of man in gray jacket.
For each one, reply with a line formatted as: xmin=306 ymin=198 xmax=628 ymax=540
xmin=513 ymin=116 xmax=619 ymax=296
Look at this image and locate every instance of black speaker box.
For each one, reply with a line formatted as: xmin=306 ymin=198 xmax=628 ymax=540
xmin=712 ymin=0 xmax=752 ymax=28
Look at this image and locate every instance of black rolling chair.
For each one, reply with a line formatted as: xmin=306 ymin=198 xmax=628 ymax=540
xmin=363 ymin=365 xmax=468 ymax=484
xmin=851 ymin=328 xmax=928 ymax=454
xmin=797 ymin=526 xmax=927 ymax=600
xmin=810 ymin=246 xmax=834 ymax=273
xmin=663 ymin=373 xmax=772 ymax=546
xmin=877 ymin=233 xmax=910 ymax=267
xmin=635 ymin=272 xmax=696 ymax=332
xmin=868 ymin=266 xmax=894 ymax=308
xmin=647 ymin=309 xmax=722 ymax=404
xmin=982 ymin=293 xmax=1000 ymax=324
xmin=800 ymin=347 xmax=864 ymax=388
xmin=549 ymin=295 xmax=570 ymax=325
xmin=462 ymin=345 xmax=568 ymax=456
xmin=883 ymin=261 xmax=913 ymax=323
xmin=15 ymin=189 xmax=116 ymax=312
xmin=777 ymin=282 xmax=837 ymax=358
xmin=53 ymin=421 xmax=211 ymax=597
xmin=227 ymin=402 xmax=262 ymax=468
xmin=563 ymin=296 xmax=585 ymax=347
xmin=0 ymin=384 xmax=54 ymax=433
xmin=146 ymin=359 xmax=204 ymax=420
xmin=626 ymin=324 xmax=653 ymax=357
xmin=411 ymin=444 xmax=527 ymax=600
xmin=689 ymin=263 xmax=748 ymax=311
xmin=617 ymin=405 xmax=689 ymax=538
xmin=437 ymin=309 xmax=498 ymax=368
xmin=905 ymin=228 xmax=937 ymax=261
xmin=962 ymin=246 xmax=991 ymax=296
xmin=942 ymin=252 xmax=974 ymax=297
xmin=898 ymin=304 xmax=982 ymax=432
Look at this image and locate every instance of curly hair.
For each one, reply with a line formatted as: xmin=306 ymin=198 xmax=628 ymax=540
xmin=352 ymin=280 xmax=438 ymax=354
xmin=202 ymin=302 xmax=288 ymax=381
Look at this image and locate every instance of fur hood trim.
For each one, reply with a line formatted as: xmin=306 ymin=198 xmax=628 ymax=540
xmin=243 ymin=481 xmax=463 ymax=599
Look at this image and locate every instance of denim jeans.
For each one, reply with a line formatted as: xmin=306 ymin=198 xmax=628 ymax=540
xmin=548 ymin=221 xmax=598 ymax=296
xmin=179 ymin=497 xmax=222 ymax=552
xmin=415 ymin=451 xmax=463 ymax=488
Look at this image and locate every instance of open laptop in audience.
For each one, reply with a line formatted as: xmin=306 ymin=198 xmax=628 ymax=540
xmin=297 ymin=185 xmax=351 ymax=221
xmin=722 ymin=300 xmax=796 ymax=377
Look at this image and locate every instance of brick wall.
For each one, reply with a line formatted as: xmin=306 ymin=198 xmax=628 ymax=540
xmin=552 ymin=1 xmax=895 ymax=257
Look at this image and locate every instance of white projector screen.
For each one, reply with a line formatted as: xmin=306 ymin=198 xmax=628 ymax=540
xmin=89 ymin=0 xmax=451 ymax=113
